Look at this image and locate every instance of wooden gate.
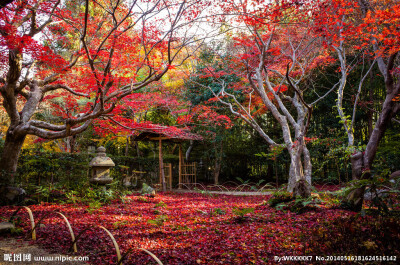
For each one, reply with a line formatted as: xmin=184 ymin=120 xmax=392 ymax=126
xmin=160 ymin=163 xmax=172 ymax=190
xmin=180 ymin=162 xmax=197 ymax=188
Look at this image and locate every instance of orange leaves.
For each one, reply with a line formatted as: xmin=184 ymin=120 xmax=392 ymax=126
xmin=363 ymin=4 xmax=400 ymax=56
xmin=318 ymin=0 xmax=400 ymax=57
xmin=312 ymin=0 xmax=361 ymax=47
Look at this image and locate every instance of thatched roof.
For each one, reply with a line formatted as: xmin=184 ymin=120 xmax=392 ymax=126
xmin=131 ymin=124 xmax=202 ymax=142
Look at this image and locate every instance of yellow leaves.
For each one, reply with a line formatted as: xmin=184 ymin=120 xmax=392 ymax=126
xmin=22 ymin=136 xmax=39 ymax=149
xmin=362 ymin=240 xmax=378 ymax=250
xmin=164 ymin=79 xmax=184 ymax=90
xmin=40 ymin=140 xmax=62 ymax=152
xmin=311 ymin=193 xmax=321 ymax=199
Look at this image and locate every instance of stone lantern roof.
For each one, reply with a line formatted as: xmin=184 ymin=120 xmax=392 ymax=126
xmin=89 ymin=146 xmax=115 ymax=167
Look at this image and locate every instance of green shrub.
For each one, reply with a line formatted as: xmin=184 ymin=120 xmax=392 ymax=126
xmin=341 ymin=172 xmax=400 ymax=215
xmin=112 ymin=220 xmax=129 ymax=229
xmin=87 ymin=201 xmax=103 ymax=214
xmin=213 ymin=208 xmax=226 ymax=215
xmin=154 ymin=201 xmax=167 ymax=208
xmin=288 ymin=196 xmax=322 ymax=213
xmin=147 ymin=215 xmax=168 ymax=226
xmin=137 ymin=196 xmax=149 ymax=203
xmin=268 ymin=190 xmax=293 ymax=207
xmin=232 ymin=207 xmax=254 ymax=222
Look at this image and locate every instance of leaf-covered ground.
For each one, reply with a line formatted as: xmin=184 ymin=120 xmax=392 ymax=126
xmin=1 ymin=192 xmax=399 ymax=264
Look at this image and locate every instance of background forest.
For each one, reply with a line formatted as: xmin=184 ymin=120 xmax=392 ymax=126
xmin=0 ymin=0 xmax=399 ymax=202
xmin=0 ymin=1 xmax=400 ymax=264
xmin=1 ymin=47 xmax=399 ymax=202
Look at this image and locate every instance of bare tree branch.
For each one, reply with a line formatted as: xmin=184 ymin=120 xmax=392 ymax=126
xmin=42 ymin=84 xmax=90 ymax=97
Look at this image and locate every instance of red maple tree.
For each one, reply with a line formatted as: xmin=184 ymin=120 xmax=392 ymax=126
xmin=312 ymin=0 xmax=400 ymax=210
xmin=190 ymin=0 xmax=338 ymax=196
xmin=0 ymin=0 xmax=214 ymax=204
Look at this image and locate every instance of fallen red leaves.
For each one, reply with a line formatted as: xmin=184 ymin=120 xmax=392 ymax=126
xmin=0 ymin=192 xmax=399 ymax=264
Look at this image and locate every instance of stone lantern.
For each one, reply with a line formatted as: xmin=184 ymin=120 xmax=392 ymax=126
xmin=89 ymin=146 xmax=115 ymax=185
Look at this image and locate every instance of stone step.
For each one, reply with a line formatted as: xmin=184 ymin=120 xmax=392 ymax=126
xmin=0 ymin=222 xmax=15 ymax=233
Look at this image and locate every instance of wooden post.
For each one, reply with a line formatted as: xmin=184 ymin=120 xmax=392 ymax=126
xmin=168 ymin=164 xmax=172 ymax=190
xmin=178 ymin=144 xmax=183 ymax=189
xmin=159 ymin=138 xmax=166 ymax=192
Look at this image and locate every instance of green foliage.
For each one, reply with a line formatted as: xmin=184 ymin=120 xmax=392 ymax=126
xmin=268 ymin=189 xmax=324 ymax=213
xmin=273 ymin=196 xmax=323 ymax=214
xmin=147 ymin=215 xmax=168 ymax=226
xmin=87 ymin=201 xmax=103 ymax=214
xmin=118 ymin=193 xmax=131 ymax=204
xmin=85 ymin=187 xmax=115 ymax=204
xmin=255 ymin=145 xmax=285 ymax=161
xmin=193 ymin=187 xmax=215 ymax=197
xmin=171 ymin=224 xmax=192 ymax=231
xmin=154 ymin=201 xmax=167 ymax=208
xmin=231 ymin=207 xmax=254 ymax=223
xmin=342 ymin=171 xmax=400 ymax=215
xmin=137 ymin=196 xmax=149 ymax=203
xmin=232 ymin=207 xmax=254 ymax=217
xmin=317 ymin=190 xmax=345 ymax=207
xmin=61 ymin=185 xmax=125 ymax=206
xmin=34 ymin=185 xmax=51 ymax=201
xmin=140 ymin=183 xmax=155 ymax=197
xmin=234 ymin=177 xmax=266 ymax=191
xmin=16 ymin=151 xmax=91 ymax=192
xmin=289 ymin=196 xmax=322 ymax=214
xmin=28 ymin=183 xmax=67 ymax=203
xmin=7 ymin=149 xmax=181 ymax=200
xmin=375 ymin=131 xmax=400 ymax=174
xmin=65 ymin=190 xmax=79 ymax=204
xmin=250 ymin=179 xmax=267 ymax=191
xmin=10 ymin=226 xmax=24 ymax=235
xmin=112 ymin=220 xmax=129 ymax=229
xmin=309 ymin=134 xmax=356 ymax=184
xmin=268 ymin=190 xmax=293 ymax=207
xmin=236 ymin=177 xmax=250 ymax=184
xmin=213 ymin=208 xmax=226 ymax=215
xmin=185 ymin=47 xmax=243 ymax=106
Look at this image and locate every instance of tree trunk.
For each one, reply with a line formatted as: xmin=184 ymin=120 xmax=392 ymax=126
xmin=341 ymin=152 xmax=367 ymax=211
xmin=287 ymin=158 xmax=300 ymax=192
xmin=350 ymin=152 xmax=364 ymax=179
xmin=367 ymin=64 xmax=374 ymax=139
xmin=125 ymin=136 xmax=129 ymax=156
xmin=214 ymin=161 xmax=221 ymax=185
xmin=0 ymin=131 xmax=26 ymax=205
xmin=185 ymin=140 xmax=193 ymax=161
xmin=159 ymin=138 xmax=166 ymax=192
xmin=0 ymin=132 xmax=26 ymax=183
xmin=344 ymin=86 xmax=398 ymax=211
xmin=213 ymin=141 xmax=223 ymax=185
xmin=287 ymin=144 xmax=312 ymax=198
xmin=69 ymin=136 xmax=76 ymax=153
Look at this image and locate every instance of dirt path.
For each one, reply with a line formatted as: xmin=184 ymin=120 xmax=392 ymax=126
xmin=0 ymin=238 xmax=88 ymax=265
